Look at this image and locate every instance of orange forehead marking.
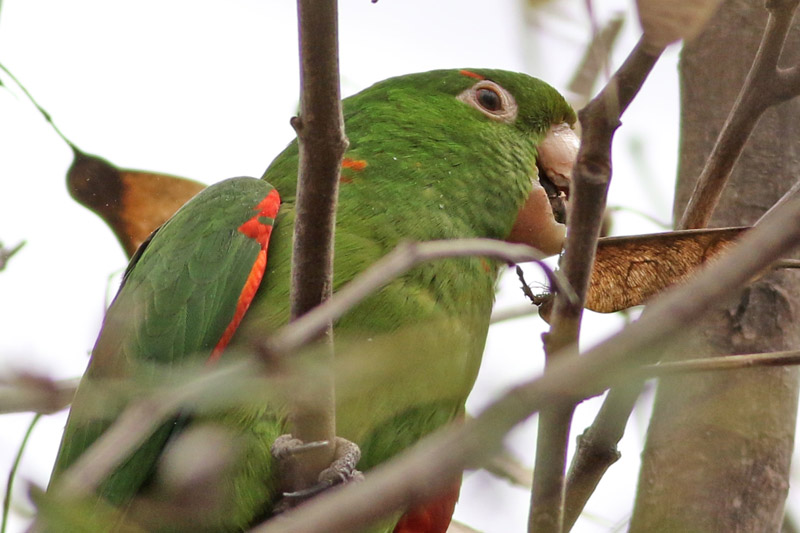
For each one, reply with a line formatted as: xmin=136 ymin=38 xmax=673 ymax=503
xmin=459 ymin=70 xmax=485 ymax=80
xmin=342 ymin=158 xmax=368 ymax=171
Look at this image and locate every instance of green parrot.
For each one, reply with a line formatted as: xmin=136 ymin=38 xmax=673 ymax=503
xmin=46 ymin=68 xmax=577 ymax=532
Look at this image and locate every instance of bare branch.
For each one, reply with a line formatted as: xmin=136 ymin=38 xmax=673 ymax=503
xmin=267 ymin=239 xmax=573 ymax=356
xmin=641 ymin=349 xmax=800 ymax=376
xmin=531 ymin=38 xmax=663 ymax=533
xmin=0 ymin=375 xmax=77 ymax=415
xmin=679 ymin=0 xmax=800 ymax=229
xmin=0 ymin=241 xmax=24 ymax=272
xmin=567 ymin=14 xmax=625 ymax=106
xmin=3 ymin=414 xmax=39 ymax=533
xmin=287 ymin=0 xmax=347 ymax=492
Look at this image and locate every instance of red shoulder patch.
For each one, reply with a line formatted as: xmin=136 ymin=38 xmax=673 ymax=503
xmin=238 ymin=188 xmax=281 ymax=248
xmin=342 ymin=157 xmax=368 ymax=171
xmin=209 ymin=188 xmax=281 ymax=363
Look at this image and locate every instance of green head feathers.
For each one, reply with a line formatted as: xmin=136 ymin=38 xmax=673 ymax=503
xmin=264 ymin=68 xmax=576 ymax=249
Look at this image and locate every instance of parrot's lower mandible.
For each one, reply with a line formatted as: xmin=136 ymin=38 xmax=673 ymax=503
xmin=46 ymin=68 xmax=578 ymax=532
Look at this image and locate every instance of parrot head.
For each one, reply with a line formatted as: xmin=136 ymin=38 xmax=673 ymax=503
xmin=315 ymin=68 xmax=579 ymax=257
xmin=452 ymin=69 xmax=578 ymax=255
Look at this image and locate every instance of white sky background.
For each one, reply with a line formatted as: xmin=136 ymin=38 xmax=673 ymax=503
xmin=0 ymin=0 xmax=771 ymax=532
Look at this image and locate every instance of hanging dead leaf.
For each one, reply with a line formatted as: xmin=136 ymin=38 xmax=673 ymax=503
xmin=67 ymin=149 xmax=206 ymax=257
xmin=636 ymin=0 xmax=723 ymax=50
xmin=585 ymin=226 xmax=747 ymax=313
xmin=537 ymin=227 xmax=749 ymax=322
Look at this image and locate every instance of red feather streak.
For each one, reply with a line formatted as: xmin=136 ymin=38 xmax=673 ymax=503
xmin=458 ymin=69 xmax=485 ymax=80
xmin=209 ymin=188 xmax=281 ymax=363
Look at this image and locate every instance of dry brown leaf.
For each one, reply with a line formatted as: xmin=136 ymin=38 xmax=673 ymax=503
xmin=586 ymin=227 xmax=747 ymax=313
xmin=67 ymin=149 xmax=206 ymax=257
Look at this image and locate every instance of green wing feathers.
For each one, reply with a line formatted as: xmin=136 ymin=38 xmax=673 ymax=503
xmin=49 ymin=177 xmax=280 ymax=505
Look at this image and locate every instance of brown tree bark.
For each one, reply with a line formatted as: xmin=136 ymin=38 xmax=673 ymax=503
xmin=630 ymin=1 xmax=800 ymax=530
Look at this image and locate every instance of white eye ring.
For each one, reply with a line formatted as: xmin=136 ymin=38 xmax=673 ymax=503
xmin=457 ymin=80 xmax=518 ymax=123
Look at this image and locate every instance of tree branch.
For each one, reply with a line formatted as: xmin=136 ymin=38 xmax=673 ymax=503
xmin=0 ymin=241 xmax=24 ymax=272
xmin=287 ymin=0 xmax=348 ymax=493
xmin=267 ymin=239 xmax=574 ymax=356
xmin=0 ymin=375 xmax=78 ymax=415
xmin=641 ymin=349 xmax=800 ymax=376
xmin=679 ymin=0 xmax=800 ymax=229
xmin=530 ymin=38 xmax=663 ymax=533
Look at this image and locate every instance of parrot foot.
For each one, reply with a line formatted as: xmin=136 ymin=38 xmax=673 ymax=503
xmin=271 ymin=434 xmax=364 ymax=512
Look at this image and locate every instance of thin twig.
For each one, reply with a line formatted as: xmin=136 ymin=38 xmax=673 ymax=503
xmin=567 ymin=13 xmax=625 ymax=106
xmin=2 ymin=414 xmax=39 ymax=533
xmin=531 ymin=38 xmax=663 ymax=533
xmin=0 ymin=63 xmax=73 ymax=148
xmin=679 ymin=0 xmax=800 ymax=229
xmin=0 ymin=241 xmax=25 ymax=272
xmin=266 ymin=239 xmax=574 ymax=356
xmin=0 ymin=376 xmax=78 ymax=415
xmin=287 ymin=0 xmax=348 ymax=493
xmin=490 ymin=304 xmax=541 ymax=324
xmin=640 ymin=349 xmax=800 ymax=376
xmin=250 ymin=167 xmax=800 ymax=533
xmin=563 ymin=202 xmax=800 ymax=531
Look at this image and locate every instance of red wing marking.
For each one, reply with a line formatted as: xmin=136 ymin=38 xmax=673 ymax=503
xmin=393 ymin=481 xmax=461 ymax=533
xmin=238 ymin=189 xmax=281 ymax=247
xmin=342 ymin=158 xmax=368 ymax=171
xmin=209 ymin=188 xmax=281 ymax=363
xmin=459 ymin=69 xmax=485 ymax=80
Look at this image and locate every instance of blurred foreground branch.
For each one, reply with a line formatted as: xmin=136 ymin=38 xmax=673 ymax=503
xmin=679 ymin=0 xmax=800 ymax=229
xmin=0 ymin=241 xmax=24 ymax=272
xmin=42 ymin=239 xmax=570 ymax=509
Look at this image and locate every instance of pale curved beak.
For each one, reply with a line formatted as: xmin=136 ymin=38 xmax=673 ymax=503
xmin=506 ymin=123 xmax=579 ymax=256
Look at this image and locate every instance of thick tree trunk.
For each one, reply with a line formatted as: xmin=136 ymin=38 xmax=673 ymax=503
xmin=630 ymin=1 xmax=800 ymax=531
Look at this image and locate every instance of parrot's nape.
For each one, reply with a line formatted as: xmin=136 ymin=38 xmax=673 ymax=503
xmin=46 ymin=68 xmax=578 ymax=532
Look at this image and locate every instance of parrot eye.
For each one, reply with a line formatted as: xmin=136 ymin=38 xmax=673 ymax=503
xmin=457 ymin=80 xmax=518 ymax=123
xmin=477 ymin=88 xmax=501 ymax=111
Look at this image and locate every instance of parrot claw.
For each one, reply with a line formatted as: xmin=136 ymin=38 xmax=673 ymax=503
xmin=271 ymin=435 xmax=364 ymax=513
xmin=271 ymin=434 xmax=330 ymax=456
